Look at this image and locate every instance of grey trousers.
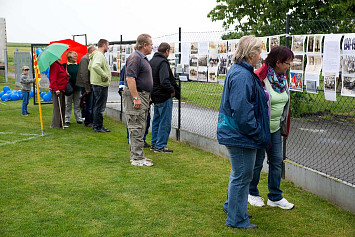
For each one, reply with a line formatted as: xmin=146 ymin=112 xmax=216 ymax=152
xmin=65 ymin=90 xmax=82 ymax=123
xmin=50 ymin=91 xmax=66 ymax=128
xmin=122 ymin=88 xmax=150 ymax=161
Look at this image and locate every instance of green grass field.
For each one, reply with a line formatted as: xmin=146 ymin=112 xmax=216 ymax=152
xmin=0 ymin=79 xmax=354 ymax=236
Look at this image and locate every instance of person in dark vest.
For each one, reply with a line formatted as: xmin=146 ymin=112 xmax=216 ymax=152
xmin=76 ymin=45 xmax=96 ymax=127
xmin=149 ymin=42 xmax=180 ymax=153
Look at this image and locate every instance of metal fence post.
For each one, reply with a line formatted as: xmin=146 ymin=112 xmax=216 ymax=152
xmin=120 ymin=35 xmax=123 ymax=122
xmin=282 ymin=13 xmax=291 ymax=179
xmin=4 ymin=49 xmax=8 ymax=82
xmin=177 ymin=27 xmax=182 ymax=141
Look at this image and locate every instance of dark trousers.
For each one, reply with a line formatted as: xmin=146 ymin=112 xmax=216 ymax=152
xmin=92 ymin=85 xmax=108 ymax=130
xmin=82 ymin=87 xmax=93 ymax=125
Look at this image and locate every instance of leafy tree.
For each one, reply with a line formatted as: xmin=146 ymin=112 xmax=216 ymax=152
xmin=208 ymin=0 xmax=355 ymax=38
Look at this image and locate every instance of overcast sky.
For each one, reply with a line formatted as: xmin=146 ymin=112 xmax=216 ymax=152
xmin=0 ymin=0 xmax=226 ymax=44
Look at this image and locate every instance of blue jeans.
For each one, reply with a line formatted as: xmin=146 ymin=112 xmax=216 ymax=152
xmin=249 ymin=130 xmax=283 ymax=201
xmin=92 ymin=85 xmax=108 ymax=130
xmin=151 ymin=98 xmax=173 ymax=149
xmin=22 ymin=91 xmax=30 ymax=115
xmin=223 ymin=146 xmax=257 ymax=228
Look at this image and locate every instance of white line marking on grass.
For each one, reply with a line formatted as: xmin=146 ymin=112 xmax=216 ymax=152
xmin=0 ymin=132 xmax=42 ymax=146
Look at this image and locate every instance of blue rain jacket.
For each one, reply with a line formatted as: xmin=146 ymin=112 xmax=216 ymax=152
xmin=217 ymin=61 xmax=270 ymax=149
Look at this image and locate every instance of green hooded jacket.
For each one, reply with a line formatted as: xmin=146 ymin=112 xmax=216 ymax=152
xmin=88 ymin=50 xmax=111 ymax=87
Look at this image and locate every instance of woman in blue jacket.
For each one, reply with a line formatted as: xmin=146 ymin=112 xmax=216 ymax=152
xmin=217 ymin=35 xmax=270 ymax=229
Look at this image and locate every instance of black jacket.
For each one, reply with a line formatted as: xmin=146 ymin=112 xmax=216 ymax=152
xmin=149 ymin=52 xmax=180 ymax=103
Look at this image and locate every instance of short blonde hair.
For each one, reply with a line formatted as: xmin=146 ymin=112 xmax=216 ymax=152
xmin=232 ymin=35 xmax=262 ymax=64
xmin=135 ymin=34 xmax=151 ymax=50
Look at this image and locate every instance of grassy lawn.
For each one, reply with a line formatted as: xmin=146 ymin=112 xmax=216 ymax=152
xmin=0 ymin=80 xmax=354 ymax=236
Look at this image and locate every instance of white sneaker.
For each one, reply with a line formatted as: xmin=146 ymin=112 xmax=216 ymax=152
xmin=131 ymin=159 xmax=153 ymax=167
xmin=130 ymin=157 xmax=152 ymax=162
xmin=267 ymin=198 xmax=294 ymax=209
xmin=248 ymin=194 xmax=265 ymax=207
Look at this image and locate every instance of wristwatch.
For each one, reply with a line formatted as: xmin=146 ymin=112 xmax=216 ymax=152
xmin=133 ymin=97 xmax=139 ymax=100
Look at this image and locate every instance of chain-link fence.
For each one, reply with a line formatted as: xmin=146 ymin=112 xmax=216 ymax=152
xmin=14 ymin=51 xmax=34 ymax=87
xmin=286 ymin=18 xmax=355 ymax=185
xmin=111 ymin=22 xmax=355 ymax=185
xmin=151 ymin=18 xmax=355 ymax=186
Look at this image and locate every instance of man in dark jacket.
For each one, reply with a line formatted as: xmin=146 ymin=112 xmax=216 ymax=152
xmin=149 ymin=42 xmax=180 ymax=153
xmin=76 ymin=45 xmax=96 ymax=127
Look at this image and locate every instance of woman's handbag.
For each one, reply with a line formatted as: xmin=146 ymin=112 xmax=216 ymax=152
xmin=64 ymin=82 xmax=73 ymax=96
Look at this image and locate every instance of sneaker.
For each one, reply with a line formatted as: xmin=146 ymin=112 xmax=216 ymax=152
xmin=63 ymin=125 xmax=69 ymax=128
xmin=154 ymin=147 xmax=173 ymax=153
xmin=65 ymin=122 xmax=70 ymax=125
xmin=102 ymin=127 xmax=111 ymax=132
xmin=22 ymin=114 xmax=28 ymax=116
xmin=94 ymin=128 xmax=106 ymax=133
xmin=267 ymin=198 xmax=294 ymax=209
xmin=77 ymin=121 xmax=83 ymax=124
xmin=248 ymin=194 xmax=265 ymax=207
xmin=26 ymin=112 xmax=31 ymax=115
xmin=131 ymin=159 xmax=153 ymax=167
xmin=144 ymin=141 xmax=151 ymax=148
xmin=85 ymin=123 xmax=93 ymax=127
xmin=150 ymin=145 xmax=158 ymax=151
xmin=130 ymin=157 xmax=153 ymax=162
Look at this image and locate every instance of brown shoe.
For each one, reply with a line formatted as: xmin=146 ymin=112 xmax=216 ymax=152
xmin=85 ymin=123 xmax=93 ymax=127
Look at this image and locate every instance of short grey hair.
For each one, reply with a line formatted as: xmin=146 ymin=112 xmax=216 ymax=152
xmin=135 ymin=34 xmax=152 ymax=50
xmin=232 ymin=35 xmax=262 ymax=64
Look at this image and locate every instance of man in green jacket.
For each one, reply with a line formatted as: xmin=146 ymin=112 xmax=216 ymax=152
xmin=88 ymin=39 xmax=111 ymax=132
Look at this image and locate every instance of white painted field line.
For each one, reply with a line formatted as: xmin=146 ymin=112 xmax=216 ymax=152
xmin=0 ymin=132 xmax=42 ymax=146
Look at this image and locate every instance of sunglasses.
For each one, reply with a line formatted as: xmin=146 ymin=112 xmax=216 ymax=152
xmin=24 ymin=69 xmax=30 ymax=71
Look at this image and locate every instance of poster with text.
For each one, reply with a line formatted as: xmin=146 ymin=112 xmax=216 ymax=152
xmin=323 ymin=34 xmax=342 ymax=74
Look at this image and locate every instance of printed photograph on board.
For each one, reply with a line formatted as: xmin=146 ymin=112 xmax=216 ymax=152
xmin=218 ymin=54 xmax=228 ymax=76
xmin=291 ymin=55 xmax=304 ymax=71
xmin=190 ymin=42 xmax=198 ymax=54
xmin=209 ymin=54 xmax=219 ymax=67
xmin=198 ymin=55 xmax=208 ymax=67
xmin=218 ymin=41 xmax=227 ymax=54
xmin=189 ymin=55 xmax=198 ymax=67
xmin=307 ymin=36 xmax=314 ymax=52
xmin=314 ymin=35 xmax=322 ymax=53
xmin=208 ymin=67 xmax=218 ymax=82
xmin=198 ymin=66 xmax=208 ymax=81
xmin=342 ymin=55 xmax=355 ymax=76
xmin=209 ymin=41 xmax=218 ymax=54
xmin=269 ymin=36 xmax=280 ymax=50
xmin=306 ymin=80 xmax=318 ymax=94
xmin=189 ymin=67 xmax=197 ymax=80
xmin=292 ymin=35 xmax=305 ymax=52
xmin=341 ymin=76 xmax=355 ymax=97
xmin=290 ymin=71 xmax=303 ymax=91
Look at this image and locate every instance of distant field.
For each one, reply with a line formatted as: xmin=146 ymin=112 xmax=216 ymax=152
xmin=7 ymin=42 xmax=32 ymax=71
